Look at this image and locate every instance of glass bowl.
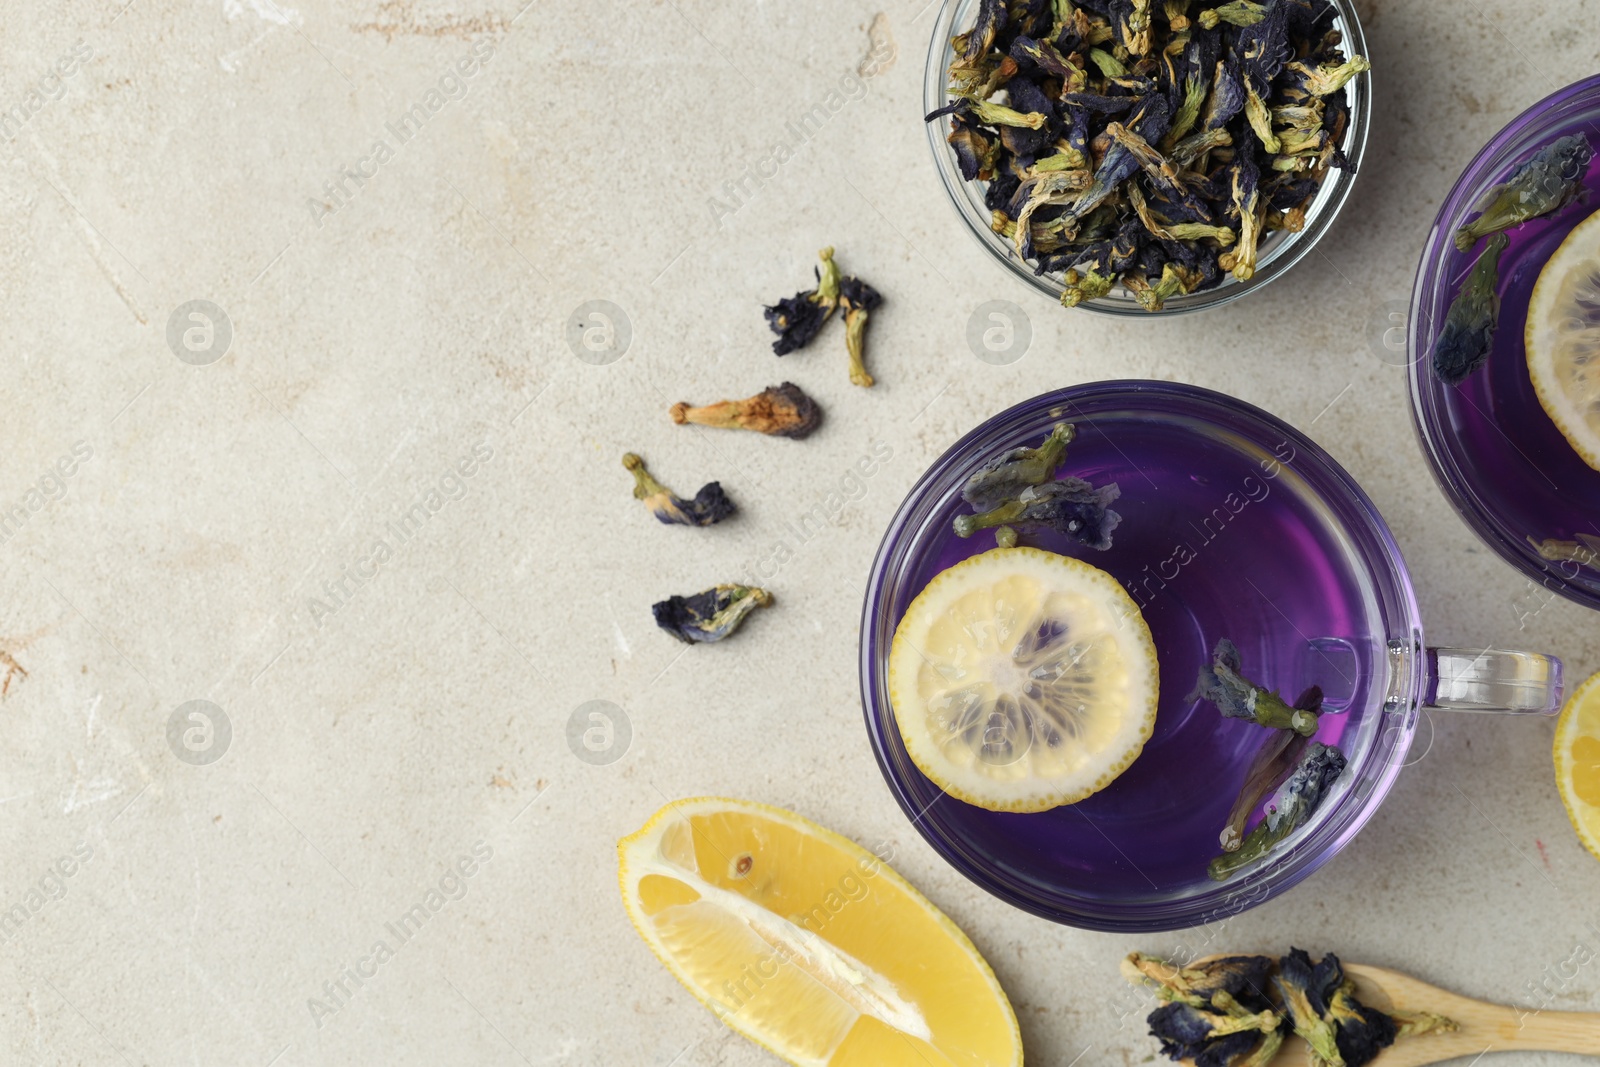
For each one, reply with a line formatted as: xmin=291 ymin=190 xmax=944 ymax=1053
xmin=922 ymin=0 xmax=1372 ymax=316
xmin=1407 ymin=74 xmax=1600 ymax=612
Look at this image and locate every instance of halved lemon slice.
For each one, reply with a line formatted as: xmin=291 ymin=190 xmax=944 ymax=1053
xmin=1554 ymin=669 xmax=1600 ymax=863
xmin=887 ymin=546 xmax=1158 ymax=812
xmin=618 ymin=797 xmax=1021 ymax=1067
xmin=1527 ymin=207 xmax=1600 ymax=471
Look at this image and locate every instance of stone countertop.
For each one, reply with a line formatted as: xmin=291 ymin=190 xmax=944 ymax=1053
xmin=0 ymin=1 xmax=1596 ymax=1064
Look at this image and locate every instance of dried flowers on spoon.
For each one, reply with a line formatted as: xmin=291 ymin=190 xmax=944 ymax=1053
xmin=622 ymin=453 xmax=735 ymax=527
xmin=1125 ymin=949 xmax=1457 ymax=1067
xmin=927 ymin=0 xmax=1368 ymax=310
xmin=1123 ymin=952 xmax=1285 ymax=1067
xmin=670 ymin=382 xmax=822 ymax=439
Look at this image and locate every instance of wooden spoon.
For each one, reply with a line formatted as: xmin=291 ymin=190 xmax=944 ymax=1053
xmin=1181 ymin=959 xmax=1600 ymax=1066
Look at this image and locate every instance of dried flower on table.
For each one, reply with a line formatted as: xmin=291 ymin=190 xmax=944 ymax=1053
xmin=622 ymin=453 xmax=735 ymax=527
xmin=652 ymin=584 xmax=773 ymax=644
xmin=1191 ymin=638 xmax=1320 ymax=735
xmin=1208 ymin=741 xmax=1346 ymax=880
xmin=765 ymin=247 xmax=842 ymax=355
xmin=670 ymin=382 xmax=821 ymax=439
xmin=1219 ymin=685 xmax=1321 ymax=851
xmin=1529 ymin=532 xmax=1600 ymax=569
xmin=838 ymin=276 xmax=883 ymax=388
xmin=765 ymin=247 xmax=886 ymax=386
xmin=1453 ymin=133 xmax=1594 ymax=252
xmin=1430 ymin=232 xmax=1509 ymax=386
xmin=927 ymin=0 xmax=1368 ymax=309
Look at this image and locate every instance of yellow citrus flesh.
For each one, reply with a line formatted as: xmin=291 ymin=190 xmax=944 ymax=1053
xmin=887 ymin=546 xmax=1159 ymax=812
xmin=617 ymin=797 xmax=1021 ymax=1067
xmin=1555 ymin=669 xmax=1600 ymax=863
xmin=1527 ymin=207 xmax=1600 ymax=471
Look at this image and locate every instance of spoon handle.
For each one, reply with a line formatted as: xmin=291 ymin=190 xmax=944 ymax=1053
xmin=1507 ymin=1008 xmax=1600 ymax=1056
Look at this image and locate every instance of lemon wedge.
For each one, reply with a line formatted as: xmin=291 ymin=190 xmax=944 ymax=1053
xmin=618 ymin=797 xmax=1021 ymax=1067
xmin=1527 ymin=207 xmax=1600 ymax=471
xmin=1555 ymin=669 xmax=1600 ymax=864
xmin=887 ymin=546 xmax=1158 ymax=812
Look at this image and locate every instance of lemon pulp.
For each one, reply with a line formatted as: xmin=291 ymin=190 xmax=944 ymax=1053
xmin=1554 ymin=669 xmax=1600 ymax=863
xmin=1526 ymin=207 xmax=1600 ymax=471
xmin=618 ymin=797 xmax=1022 ymax=1067
xmin=887 ymin=546 xmax=1159 ymax=812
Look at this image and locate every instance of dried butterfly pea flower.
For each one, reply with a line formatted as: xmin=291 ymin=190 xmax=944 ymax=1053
xmin=1219 ymin=685 xmax=1321 ymax=851
xmin=764 ymin=247 xmax=886 ymax=385
xmin=1273 ymin=949 xmax=1345 ymax=1065
xmin=670 ymin=383 xmax=821 ymax=439
xmin=1147 ymin=1002 xmax=1283 ymax=1064
xmin=1124 ymin=954 xmax=1284 ymax=1067
xmin=955 ymin=477 xmax=1124 ymax=550
xmin=1062 ymin=267 xmax=1117 ymax=307
xmin=838 ymin=277 xmax=882 ymax=388
xmin=960 ymin=421 xmax=1077 ymax=510
xmin=1455 ymin=133 xmax=1594 ymax=251
xmin=1129 ymin=948 xmax=1459 ymax=1067
xmin=765 ymin=247 xmax=841 ymax=355
xmin=622 ymin=453 xmax=735 ymax=527
xmin=1430 ymin=231 xmax=1509 ymax=386
xmin=1190 ymin=638 xmax=1320 ymax=734
xmin=949 ymin=117 xmax=1001 ymax=180
xmin=1279 ymin=56 xmax=1372 ymax=102
xmin=1199 ymin=1 xmax=1268 ymax=28
xmin=1276 ymin=948 xmax=1416 ymax=1067
xmin=1122 ymin=953 xmax=1279 ymax=1013
xmin=1208 ymin=742 xmax=1346 ymax=881
xmin=652 ymin=584 xmax=773 ymax=644
xmin=1218 ymin=151 xmax=1264 ymax=281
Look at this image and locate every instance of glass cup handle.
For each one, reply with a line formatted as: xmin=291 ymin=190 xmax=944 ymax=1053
xmin=1424 ymin=647 xmax=1564 ymax=715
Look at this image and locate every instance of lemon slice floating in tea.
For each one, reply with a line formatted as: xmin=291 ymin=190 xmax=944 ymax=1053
xmin=1554 ymin=669 xmax=1600 ymax=864
xmin=887 ymin=546 xmax=1159 ymax=812
xmin=617 ymin=797 xmax=1022 ymax=1067
xmin=1527 ymin=207 xmax=1600 ymax=471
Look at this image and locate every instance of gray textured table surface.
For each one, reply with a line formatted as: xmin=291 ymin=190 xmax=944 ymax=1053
xmin=1 ymin=1 xmax=1597 ymax=1064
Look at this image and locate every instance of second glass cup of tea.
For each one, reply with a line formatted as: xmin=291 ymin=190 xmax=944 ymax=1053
xmin=1409 ymin=73 xmax=1600 ymax=611
xmin=860 ymin=380 xmax=1562 ymax=933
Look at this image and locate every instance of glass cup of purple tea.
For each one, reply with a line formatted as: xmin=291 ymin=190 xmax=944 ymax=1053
xmin=1410 ymin=73 xmax=1600 ymax=611
xmin=860 ymin=381 xmax=1563 ymax=933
